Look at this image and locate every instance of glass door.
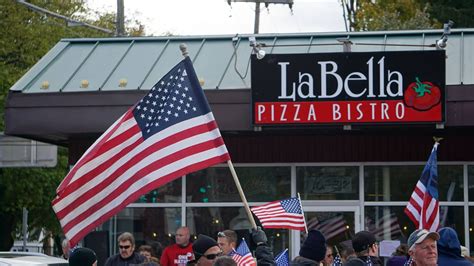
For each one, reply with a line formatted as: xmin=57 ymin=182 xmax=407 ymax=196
xmin=291 ymin=206 xmax=360 ymax=259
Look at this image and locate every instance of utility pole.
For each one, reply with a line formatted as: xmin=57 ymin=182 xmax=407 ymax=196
xmin=227 ymin=0 xmax=293 ymax=34
xmin=116 ymin=0 xmax=125 ymax=36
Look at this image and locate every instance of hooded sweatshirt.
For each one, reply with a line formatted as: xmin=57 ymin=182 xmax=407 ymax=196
xmin=437 ymin=227 xmax=473 ymax=266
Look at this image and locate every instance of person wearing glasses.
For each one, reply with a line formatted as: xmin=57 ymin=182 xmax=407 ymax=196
xmin=105 ymin=232 xmax=146 ymax=266
xmin=348 ymin=231 xmax=382 ymax=266
xmin=217 ymin=230 xmax=238 ymax=255
xmin=189 ymin=234 xmax=222 ymax=266
xmin=161 ymin=227 xmax=194 ymax=266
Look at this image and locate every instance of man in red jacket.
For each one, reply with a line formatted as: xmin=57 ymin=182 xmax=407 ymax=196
xmin=161 ymin=227 xmax=194 ymax=266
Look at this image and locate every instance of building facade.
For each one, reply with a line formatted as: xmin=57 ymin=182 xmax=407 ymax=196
xmin=5 ymin=29 xmax=474 ymax=260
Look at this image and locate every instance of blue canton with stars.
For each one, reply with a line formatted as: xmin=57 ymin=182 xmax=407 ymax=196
xmin=281 ymin=197 xmax=303 ymax=214
xmin=132 ymin=57 xmax=211 ymax=140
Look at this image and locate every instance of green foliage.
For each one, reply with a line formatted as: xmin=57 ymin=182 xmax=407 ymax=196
xmin=352 ymin=0 xmax=440 ymax=31
xmin=0 ymin=0 xmax=145 ymax=251
xmin=421 ymin=0 xmax=474 ymax=28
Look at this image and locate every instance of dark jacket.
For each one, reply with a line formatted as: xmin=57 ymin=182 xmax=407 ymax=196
xmin=104 ymin=252 xmax=146 ymax=266
xmin=291 ymin=256 xmax=319 ymax=266
xmin=343 ymin=257 xmax=365 ymax=266
xmin=386 ymin=256 xmax=408 ymax=266
xmin=438 ymin=227 xmax=474 ymax=266
xmin=255 ymin=244 xmax=275 ymax=265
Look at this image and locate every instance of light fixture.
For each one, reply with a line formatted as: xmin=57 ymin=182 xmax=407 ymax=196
xmin=119 ymin=78 xmax=127 ymax=88
xmin=41 ymin=81 xmax=49 ymax=90
xmin=80 ymin=79 xmax=89 ymax=88
xmin=249 ymin=36 xmax=266 ymax=60
xmin=436 ymin=20 xmax=454 ymax=50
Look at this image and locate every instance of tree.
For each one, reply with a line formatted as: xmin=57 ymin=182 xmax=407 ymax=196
xmin=421 ymin=0 xmax=474 ymax=28
xmin=0 ymin=0 xmax=145 ymax=251
xmin=341 ymin=0 xmax=440 ymax=31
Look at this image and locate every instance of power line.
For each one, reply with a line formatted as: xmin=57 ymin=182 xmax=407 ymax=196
xmin=16 ymin=0 xmax=114 ymax=35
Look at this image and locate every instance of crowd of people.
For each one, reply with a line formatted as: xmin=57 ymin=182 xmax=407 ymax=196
xmin=63 ymin=225 xmax=474 ymax=266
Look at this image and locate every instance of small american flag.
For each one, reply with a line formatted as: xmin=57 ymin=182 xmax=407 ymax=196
xmin=52 ymin=57 xmax=230 ymax=245
xmin=404 ymin=143 xmax=440 ymax=231
xmin=274 ymin=249 xmax=289 ymax=266
xmin=251 ymin=197 xmax=306 ymax=231
xmin=231 ymin=239 xmax=256 ymax=266
xmin=332 ymin=254 xmax=342 ymax=266
xmin=365 ymin=256 xmax=373 ymax=266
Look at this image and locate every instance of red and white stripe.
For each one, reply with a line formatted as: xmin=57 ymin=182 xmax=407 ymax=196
xmin=405 ymin=180 xmax=439 ymax=231
xmin=52 ymin=111 xmax=229 ymax=245
xmin=232 ymin=253 xmax=256 ymax=266
xmin=251 ymin=202 xmax=306 ymax=231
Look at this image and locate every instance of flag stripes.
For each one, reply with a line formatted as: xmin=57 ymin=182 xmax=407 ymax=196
xmin=404 ymin=143 xmax=440 ymax=231
xmin=251 ymin=197 xmax=306 ymax=231
xmin=53 ymin=57 xmax=230 ymax=245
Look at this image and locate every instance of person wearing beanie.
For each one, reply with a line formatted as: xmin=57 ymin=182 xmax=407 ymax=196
xmin=292 ymin=230 xmax=327 ymax=265
xmin=69 ymin=247 xmax=97 ymax=266
xmin=190 ymin=234 xmax=222 ymax=266
xmin=437 ymin=227 xmax=472 ymax=266
xmin=350 ymin=231 xmax=382 ymax=266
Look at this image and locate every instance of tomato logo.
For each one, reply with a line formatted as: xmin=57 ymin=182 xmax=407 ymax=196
xmin=404 ymin=77 xmax=441 ymax=111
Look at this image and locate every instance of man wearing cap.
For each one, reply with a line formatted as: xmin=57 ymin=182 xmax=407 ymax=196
xmin=190 ymin=234 xmax=222 ymax=266
xmin=69 ymin=247 xmax=98 ymax=266
xmin=407 ymin=229 xmax=439 ymax=266
xmin=437 ymin=227 xmax=472 ymax=265
xmin=292 ymin=229 xmax=327 ymax=265
xmin=351 ymin=231 xmax=382 ymax=265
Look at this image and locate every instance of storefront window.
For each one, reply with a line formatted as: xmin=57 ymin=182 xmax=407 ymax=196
xmin=187 ymin=207 xmax=289 ymax=254
xmin=468 ymin=165 xmax=474 ymax=201
xmin=186 ymin=166 xmax=291 ymax=202
xmin=365 ymin=165 xmax=463 ymax=202
xmin=365 ymin=206 xmax=465 ymax=243
xmin=135 ymin=178 xmax=182 ymax=203
xmin=107 ymin=207 xmax=181 ymax=256
xmin=297 ymin=166 xmax=359 ymax=200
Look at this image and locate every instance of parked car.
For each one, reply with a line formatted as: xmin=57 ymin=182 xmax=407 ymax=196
xmin=0 ymin=252 xmax=68 ymax=265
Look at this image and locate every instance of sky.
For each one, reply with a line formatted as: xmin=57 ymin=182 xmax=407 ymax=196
xmin=86 ymin=0 xmax=347 ymax=36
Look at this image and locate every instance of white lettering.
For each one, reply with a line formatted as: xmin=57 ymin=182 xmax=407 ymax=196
xmin=319 ymin=61 xmax=343 ymax=98
xmin=386 ymin=71 xmax=403 ymax=97
xmin=344 ymin=72 xmax=367 ymax=98
xmin=367 ymin=57 xmax=375 ymax=97
xmin=378 ymin=57 xmax=386 ymax=97
xmin=278 ymin=62 xmax=295 ymax=101
xmin=297 ymin=73 xmax=315 ymax=99
xmin=294 ymin=104 xmax=301 ymax=121
xmin=370 ymin=103 xmax=377 ymax=120
xmin=308 ymin=104 xmax=317 ymax=121
xmin=280 ymin=104 xmax=287 ymax=121
xmin=257 ymin=105 xmax=265 ymax=121
xmin=396 ymin=102 xmax=405 ymax=119
xmin=381 ymin=103 xmax=389 ymax=119
xmin=332 ymin=104 xmax=341 ymax=120
xmin=356 ymin=103 xmax=363 ymax=120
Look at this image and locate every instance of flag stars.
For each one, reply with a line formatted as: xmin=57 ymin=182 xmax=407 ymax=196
xmin=172 ymin=97 xmax=177 ymax=101
xmin=152 ymin=101 xmax=157 ymax=106
xmin=179 ymin=99 xmax=184 ymax=104
xmin=175 ymin=90 xmax=180 ymax=95
xmin=188 ymin=97 xmax=193 ymax=101
xmin=164 ymin=117 xmax=169 ymax=122
xmin=140 ymin=114 xmax=145 ymax=119
xmin=174 ymin=113 xmax=179 ymax=117
xmin=169 ymin=103 xmax=174 ymax=108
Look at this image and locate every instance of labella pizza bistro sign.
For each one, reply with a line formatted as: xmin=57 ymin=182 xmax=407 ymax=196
xmin=251 ymin=50 xmax=445 ymax=126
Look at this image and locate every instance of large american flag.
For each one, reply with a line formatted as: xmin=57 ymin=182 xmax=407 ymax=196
xmin=251 ymin=197 xmax=306 ymax=231
xmin=404 ymin=143 xmax=440 ymax=231
xmin=231 ymin=239 xmax=256 ymax=266
xmin=52 ymin=57 xmax=230 ymax=245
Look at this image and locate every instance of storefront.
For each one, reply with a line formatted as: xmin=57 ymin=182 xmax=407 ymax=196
xmin=5 ymin=29 xmax=474 ymax=261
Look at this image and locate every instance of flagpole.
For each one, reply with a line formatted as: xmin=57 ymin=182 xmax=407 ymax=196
xmin=227 ymin=160 xmax=258 ymax=229
xmin=297 ymin=192 xmax=308 ymax=233
xmin=179 ymin=43 xmax=256 ymax=229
